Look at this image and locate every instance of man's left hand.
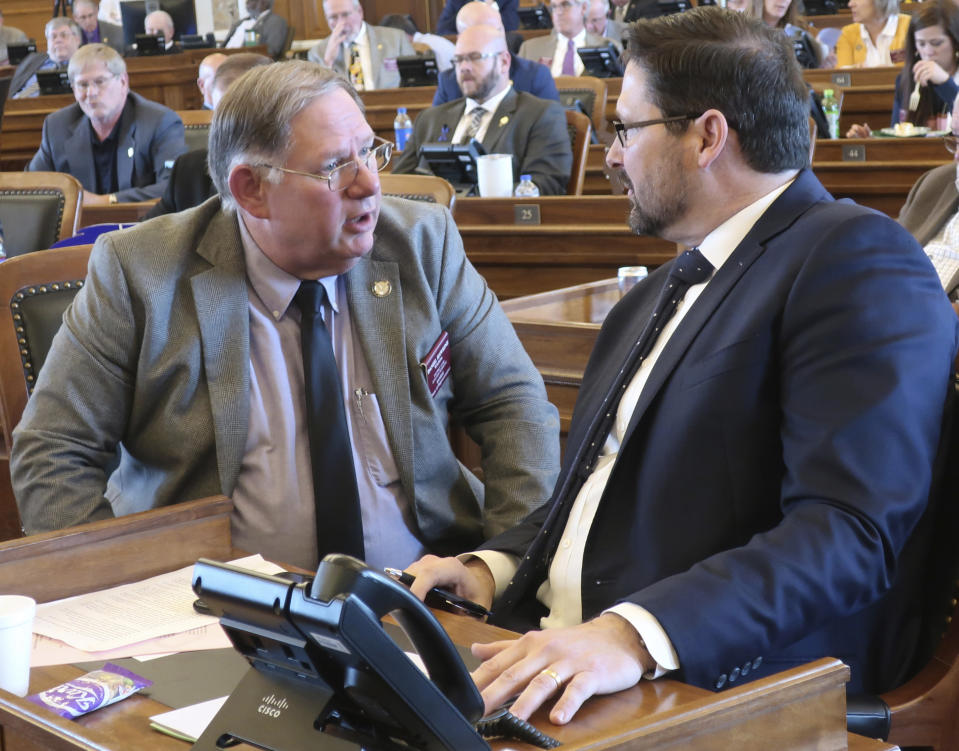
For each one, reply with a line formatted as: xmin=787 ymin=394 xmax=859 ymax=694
xmin=470 ymin=613 xmax=655 ymax=725
xmin=82 ymin=192 xmax=112 ymax=207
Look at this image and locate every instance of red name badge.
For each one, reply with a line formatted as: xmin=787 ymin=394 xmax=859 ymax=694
xmin=420 ymin=331 xmax=451 ymax=398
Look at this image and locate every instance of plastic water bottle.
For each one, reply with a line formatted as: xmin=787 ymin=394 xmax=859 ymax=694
xmin=821 ymin=88 xmax=840 ymax=140
xmin=393 ymin=107 xmax=413 ymax=152
xmin=514 ymin=174 xmax=540 ymax=197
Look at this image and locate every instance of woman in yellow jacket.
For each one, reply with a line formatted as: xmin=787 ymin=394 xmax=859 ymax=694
xmin=836 ymin=0 xmax=910 ymax=67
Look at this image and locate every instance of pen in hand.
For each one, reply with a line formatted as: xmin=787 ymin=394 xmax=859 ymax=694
xmin=384 ymin=567 xmax=491 ymax=619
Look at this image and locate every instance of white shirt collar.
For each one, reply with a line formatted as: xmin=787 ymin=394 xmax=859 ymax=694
xmin=464 ymin=83 xmax=512 ymax=113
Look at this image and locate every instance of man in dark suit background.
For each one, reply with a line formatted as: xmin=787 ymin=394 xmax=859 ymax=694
xmin=27 ymin=43 xmax=187 ymax=205
xmin=144 ymin=52 xmax=271 ymax=219
xmin=222 ymin=0 xmax=290 ymax=59
xmin=407 ymin=7 xmax=959 ymax=725
xmin=9 ymin=17 xmax=81 ymax=98
xmin=72 ymin=0 xmax=123 ymax=51
xmin=394 ymin=24 xmax=571 ymax=195
xmin=436 ymin=0 xmax=519 ymax=34
xmin=432 ymin=1 xmax=558 ymax=106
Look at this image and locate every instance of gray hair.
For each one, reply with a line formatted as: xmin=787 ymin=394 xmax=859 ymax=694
xmin=208 ymin=60 xmax=364 ymax=209
xmin=45 ymin=16 xmax=82 ymax=40
xmin=67 ymin=42 xmax=126 ymax=83
xmin=873 ymin=0 xmax=900 ymax=20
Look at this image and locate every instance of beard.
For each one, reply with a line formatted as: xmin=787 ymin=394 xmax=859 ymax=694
xmin=621 ymin=166 xmax=689 ymax=239
xmin=458 ymin=65 xmax=499 ymax=102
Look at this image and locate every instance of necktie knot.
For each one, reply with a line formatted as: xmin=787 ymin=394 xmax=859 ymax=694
xmin=294 ymin=280 xmax=327 ymax=319
xmin=670 ymin=248 xmax=713 ymax=286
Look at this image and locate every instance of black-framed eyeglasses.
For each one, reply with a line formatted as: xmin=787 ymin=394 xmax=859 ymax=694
xmin=611 ymin=114 xmax=702 ymax=148
xmin=251 ymin=137 xmax=393 ymax=192
xmin=945 ymin=134 xmax=958 ymax=155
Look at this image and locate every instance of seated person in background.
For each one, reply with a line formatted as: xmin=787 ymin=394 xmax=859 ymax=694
xmin=585 ymin=0 xmax=627 ymax=47
xmin=517 ymin=0 xmax=622 ymax=77
xmin=308 ymin=0 xmax=414 ymax=90
xmin=73 ymin=0 xmax=124 ymax=51
xmin=223 ymin=0 xmax=290 ymax=59
xmin=380 ymin=13 xmax=455 ymax=72
xmin=899 ymin=95 xmax=959 ymax=298
xmin=750 ymin=0 xmax=827 ymax=68
xmin=12 ymin=60 xmax=560 ymax=573
xmin=405 ymin=7 xmax=958 ymax=723
xmin=835 ymin=0 xmax=909 ymax=68
xmin=9 ymin=18 xmax=81 ymax=98
xmin=144 ymin=52 xmax=271 ymax=218
xmin=27 ymin=43 xmax=188 ymax=205
xmin=144 ymin=10 xmax=177 ymax=51
xmin=197 ymin=52 xmax=227 ymax=109
xmin=394 ymin=25 xmax=572 ymax=195
xmin=436 ymin=0 xmax=518 ymax=35
xmin=433 ymin=1 xmax=558 ymax=105
xmin=0 ymin=8 xmax=29 ymax=65
xmin=847 ymin=0 xmax=959 ymax=137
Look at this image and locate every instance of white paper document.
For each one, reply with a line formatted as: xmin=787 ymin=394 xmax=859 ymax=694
xmin=150 ymin=696 xmax=229 ymax=742
xmin=33 ymin=555 xmax=286 ymax=653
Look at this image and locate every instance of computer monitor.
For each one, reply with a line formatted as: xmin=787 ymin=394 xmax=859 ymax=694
xmin=7 ymin=41 xmax=36 ymax=65
xmin=397 ymin=54 xmax=438 ymax=87
xmin=419 ymin=140 xmax=486 ymax=196
xmin=36 ymin=69 xmax=72 ymax=96
xmin=577 ymin=44 xmax=624 ymax=78
xmin=517 ymin=5 xmax=552 ymax=29
xmin=133 ymin=32 xmax=164 ymax=55
xmin=120 ymin=0 xmax=197 ymax=48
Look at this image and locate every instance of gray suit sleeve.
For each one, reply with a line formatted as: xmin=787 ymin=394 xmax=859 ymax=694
xmin=26 ymin=118 xmax=56 ymax=172
xmin=431 ymin=208 xmax=560 ymax=536
xmin=521 ymin=100 xmax=573 ymax=196
xmin=115 ymin=108 xmax=187 ymax=201
xmin=259 ymin=14 xmax=289 ymax=58
xmin=12 ymin=237 xmax=138 ymax=533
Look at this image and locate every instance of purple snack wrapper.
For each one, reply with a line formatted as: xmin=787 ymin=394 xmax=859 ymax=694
xmin=27 ymin=662 xmax=152 ymax=719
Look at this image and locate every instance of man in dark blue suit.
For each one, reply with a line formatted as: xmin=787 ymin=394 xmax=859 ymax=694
xmin=437 ymin=0 xmax=519 ymax=34
xmin=433 ymin=0 xmax=557 ymax=105
xmin=407 ymin=7 xmax=959 ymax=726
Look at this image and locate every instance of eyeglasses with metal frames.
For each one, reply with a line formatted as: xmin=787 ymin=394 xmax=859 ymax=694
xmin=252 ymin=137 xmax=393 ymax=192
xmin=451 ymin=50 xmax=504 ymax=66
xmin=73 ymin=74 xmax=118 ymax=94
xmin=611 ymin=114 xmax=703 ymax=148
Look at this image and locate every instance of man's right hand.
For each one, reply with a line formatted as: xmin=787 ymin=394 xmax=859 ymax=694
xmin=404 ymin=555 xmax=496 ymax=611
xmin=324 ymin=21 xmax=351 ymax=67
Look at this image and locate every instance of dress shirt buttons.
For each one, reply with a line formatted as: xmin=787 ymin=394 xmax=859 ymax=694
xmin=740 ymin=661 xmax=751 ymax=678
xmin=729 ymin=666 xmax=740 ymax=682
xmin=715 ymin=674 xmax=727 ymax=689
xmin=562 ymin=540 xmax=571 ymax=549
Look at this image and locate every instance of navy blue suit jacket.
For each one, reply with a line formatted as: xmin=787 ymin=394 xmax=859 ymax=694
xmin=432 ymin=55 xmax=558 ymax=105
xmin=436 ymin=0 xmax=519 ymax=33
xmin=483 ymin=169 xmax=959 ymax=695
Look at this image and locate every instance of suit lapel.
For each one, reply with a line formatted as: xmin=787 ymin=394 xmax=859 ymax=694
xmin=190 ymin=209 xmax=251 ymax=495
xmin=63 ymin=109 xmax=97 ymax=192
xmin=481 ymin=89 xmax=518 ymax=153
xmin=367 ymin=25 xmax=385 ymax=88
xmin=344 ymin=256 xmax=415 ymax=501
xmin=115 ymin=100 xmax=136 ymax=192
xmin=620 ymin=170 xmax=828 ymax=445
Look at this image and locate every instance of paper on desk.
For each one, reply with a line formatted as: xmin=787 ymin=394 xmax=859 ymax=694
xmin=32 ymin=555 xmax=286 ymax=653
xmin=150 ymin=695 xmax=228 ymax=743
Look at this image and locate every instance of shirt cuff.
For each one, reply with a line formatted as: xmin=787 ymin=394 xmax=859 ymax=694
xmin=605 ymin=602 xmax=680 ymax=679
xmin=457 ymin=551 xmax=519 ymax=599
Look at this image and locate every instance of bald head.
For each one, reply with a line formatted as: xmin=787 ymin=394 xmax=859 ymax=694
xmin=455 ymin=1 xmax=503 ymax=32
xmin=454 ymin=24 xmax=509 ymax=102
xmin=145 ymin=9 xmax=174 ymax=42
xmin=197 ymin=52 xmax=227 ymax=108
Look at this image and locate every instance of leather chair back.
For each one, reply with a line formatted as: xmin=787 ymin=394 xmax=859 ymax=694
xmin=0 ymin=172 xmax=82 ymax=256
xmin=380 ymin=173 xmax=456 ymax=210
xmin=177 ymin=109 xmax=213 ymax=152
xmin=565 ymin=109 xmax=591 ymax=196
xmin=554 ymin=75 xmax=608 ymax=136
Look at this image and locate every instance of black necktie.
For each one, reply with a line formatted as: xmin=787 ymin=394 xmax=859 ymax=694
xmin=492 ymin=249 xmax=713 ymax=622
xmin=294 ymin=281 xmax=365 ymax=561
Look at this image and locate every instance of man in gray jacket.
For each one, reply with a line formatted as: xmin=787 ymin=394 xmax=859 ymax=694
xmin=12 ymin=61 xmax=559 ymax=572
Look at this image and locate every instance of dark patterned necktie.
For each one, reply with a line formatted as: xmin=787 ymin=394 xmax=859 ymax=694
xmin=492 ymin=249 xmax=713 ymax=621
xmin=348 ymin=42 xmax=365 ymax=90
xmin=294 ymin=281 xmax=365 ymax=561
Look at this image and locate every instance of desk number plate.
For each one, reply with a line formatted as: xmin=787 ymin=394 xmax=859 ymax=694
xmin=514 ymin=204 xmax=541 ymax=224
xmin=831 ymin=72 xmax=851 ymax=87
xmin=841 ymin=144 xmax=866 ymax=162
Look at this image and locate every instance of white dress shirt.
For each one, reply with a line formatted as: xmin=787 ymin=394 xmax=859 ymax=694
xmin=858 ymin=14 xmax=903 ymax=68
xmin=344 ymin=22 xmax=375 ymax=90
xmin=473 ymin=178 xmax=795 ymax=677
xmin=450 ymin=84 xmax=512 ymax=144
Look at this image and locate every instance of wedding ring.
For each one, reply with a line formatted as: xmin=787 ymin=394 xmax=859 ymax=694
xmin=539 ymin=667 xmax=563 ymax=691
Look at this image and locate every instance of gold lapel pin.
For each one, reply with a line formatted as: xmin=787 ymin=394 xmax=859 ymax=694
xmin=372 ymin=280 xmax=392 ymax=297
xmin=499 ymin=115 xmax=509 ymax=126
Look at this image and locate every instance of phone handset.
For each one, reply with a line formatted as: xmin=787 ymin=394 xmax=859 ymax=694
xmin=306 ymin=554 xmax=484 ymax=723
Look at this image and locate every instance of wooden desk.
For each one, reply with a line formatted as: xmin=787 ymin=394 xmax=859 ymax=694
xmin=360 ymin=86 xmax=437 ymax=143
xmin=452 ymin=196 xmax=677 ymax=299
xmin=0 ymin=496 xmax=884 ymax=750
xmin=804 ymin=66 xmax=902 ymax=89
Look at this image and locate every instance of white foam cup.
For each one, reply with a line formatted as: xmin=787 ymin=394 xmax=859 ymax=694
xmin=0 ymin=595 xmax=35 ymax=697
xmin=476 ymin=154 xmax=514 ymax=197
